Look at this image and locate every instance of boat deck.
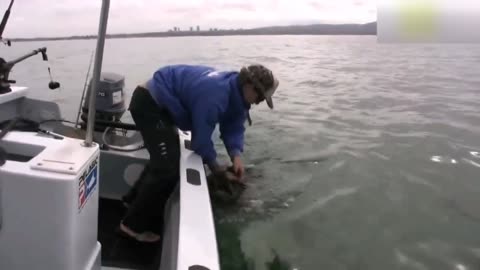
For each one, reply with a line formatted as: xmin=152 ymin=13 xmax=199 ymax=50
xmin=99 ymin=198 xmax=162 ymax=270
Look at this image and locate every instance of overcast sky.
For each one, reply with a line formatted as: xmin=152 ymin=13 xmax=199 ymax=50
xmin=1 ymin=0 xmax=376 ymax=38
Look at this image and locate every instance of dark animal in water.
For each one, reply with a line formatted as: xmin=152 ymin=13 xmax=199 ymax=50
xmin=207 ymin=166 xmax=246 ymax=204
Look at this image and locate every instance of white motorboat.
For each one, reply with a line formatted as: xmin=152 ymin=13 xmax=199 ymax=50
xmin=0 ymin=1 xmax=220 ymax=269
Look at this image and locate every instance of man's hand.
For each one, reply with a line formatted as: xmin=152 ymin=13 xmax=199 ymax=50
xmin=232 ymin=156 xmax=245 ymax=180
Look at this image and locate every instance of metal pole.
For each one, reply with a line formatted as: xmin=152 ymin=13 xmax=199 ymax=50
xmin=83 ymin=0 xmax=110 ymax=147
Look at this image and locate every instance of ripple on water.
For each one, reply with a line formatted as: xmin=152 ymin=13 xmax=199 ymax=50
xmin=297 ymin=79 xmax=337 ymax=88
xmin=286 ymin=187 xmax=359 ymax=221
xmin=430 ymin=153 xmax=480 ymax=168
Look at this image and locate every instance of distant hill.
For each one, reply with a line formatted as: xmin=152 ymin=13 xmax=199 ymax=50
xmin=241 ymin=22 xmax=377 ymax=35
xmin=10 ymin=22 xmax=377 ymax=42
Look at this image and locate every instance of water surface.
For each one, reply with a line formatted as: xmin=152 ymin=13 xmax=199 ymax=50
xmin=3 ymin=36 xmax=480 ymax=270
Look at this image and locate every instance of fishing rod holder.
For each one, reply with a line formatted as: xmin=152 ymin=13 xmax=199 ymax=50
xmin=0 ymin=47 xmax=50 ymax=94
xmin=0 ymin=39 xmax=11 ymax=46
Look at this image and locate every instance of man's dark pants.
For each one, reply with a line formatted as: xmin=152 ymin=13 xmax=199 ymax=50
xmin=122 ymin=86 xmax=180 ymax=234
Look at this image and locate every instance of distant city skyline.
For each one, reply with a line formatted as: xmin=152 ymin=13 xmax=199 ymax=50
xmin=1 ymin=0 xmax=376 ymax=38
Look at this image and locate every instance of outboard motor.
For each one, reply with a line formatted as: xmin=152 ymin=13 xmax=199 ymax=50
xmin=81 ymin=72 xmax=126 ymax=131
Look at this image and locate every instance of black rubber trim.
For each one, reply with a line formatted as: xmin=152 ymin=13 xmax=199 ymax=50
xmin=189 ymin=265 xmax=210 ymax=270
xmin=186 ymin=168 xmax=201 ymax=186
xmin=184 ymin=139 xmax=192 ymax=150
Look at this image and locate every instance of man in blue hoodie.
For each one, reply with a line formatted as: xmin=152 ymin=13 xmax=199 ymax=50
xmin=120 ymin=64 xmax=279 ymax=242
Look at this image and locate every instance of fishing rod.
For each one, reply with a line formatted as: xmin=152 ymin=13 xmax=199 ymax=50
xmin=75 ymin=50 xmax=95 ymax=128
xmin=0 ymin=1 xmax=61 ymax=93
xmin=0 ymin=47 xmax=61 ymax=94
xmin=0 ymin=0 xmax=14 ymax=46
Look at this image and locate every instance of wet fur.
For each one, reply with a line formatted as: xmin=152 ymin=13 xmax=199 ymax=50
xmin=207 ymin=166 xmax=246 ymax=204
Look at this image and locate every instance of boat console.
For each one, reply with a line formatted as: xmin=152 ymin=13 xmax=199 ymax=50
xmin=0 ymin=88 xmax=102 ymax=269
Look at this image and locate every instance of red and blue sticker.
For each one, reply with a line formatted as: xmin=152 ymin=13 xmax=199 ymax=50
xmin=78 ymin=158 xmax=98 ymax=212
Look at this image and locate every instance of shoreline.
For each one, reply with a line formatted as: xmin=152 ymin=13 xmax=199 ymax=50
xmin=9 ymin=22 xmax=377 ymax=42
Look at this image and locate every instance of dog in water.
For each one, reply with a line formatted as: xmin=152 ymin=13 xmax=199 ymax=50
xmin=206 ymin=166 xmax=246 ymax=204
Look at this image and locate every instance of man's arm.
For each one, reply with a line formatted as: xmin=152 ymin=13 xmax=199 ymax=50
xmin=219 ymin=115 xmax=246 ymax=160
xmin=191 ymin=102 xmax=220 ymax=170
xmin=220 ymin=114 xmax=246 ymax=179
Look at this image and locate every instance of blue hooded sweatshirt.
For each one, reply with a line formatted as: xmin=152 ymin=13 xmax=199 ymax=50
xmin=145 ymin=65 xmax=250 ymax=167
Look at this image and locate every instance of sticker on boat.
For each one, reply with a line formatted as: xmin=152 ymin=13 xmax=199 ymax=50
xmin=78 ymin=158 xmax=98 ymax=212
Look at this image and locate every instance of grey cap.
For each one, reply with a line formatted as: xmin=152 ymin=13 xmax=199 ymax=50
xmin=242 ymin=65 xmax=279 ymax=109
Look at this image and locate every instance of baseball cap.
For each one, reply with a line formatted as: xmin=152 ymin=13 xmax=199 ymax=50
xmin=243 ymin=65 xmax=279 ymax=109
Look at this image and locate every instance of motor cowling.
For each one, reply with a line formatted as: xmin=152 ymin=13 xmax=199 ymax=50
xmin=81 ymin=72 xmax=126 ymax=131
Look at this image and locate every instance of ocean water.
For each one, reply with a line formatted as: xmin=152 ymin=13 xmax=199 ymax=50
xmin=2 ymin=36 xmax=480 ymax=270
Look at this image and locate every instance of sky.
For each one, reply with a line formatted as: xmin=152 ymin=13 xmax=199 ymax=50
xmin=1 ymin=0 xmax=377 ymax=38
